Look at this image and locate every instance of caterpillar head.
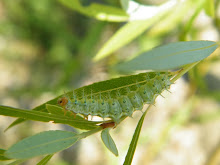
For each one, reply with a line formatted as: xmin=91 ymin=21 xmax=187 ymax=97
xmin=57 ymin=97 xmax=68 ymax=107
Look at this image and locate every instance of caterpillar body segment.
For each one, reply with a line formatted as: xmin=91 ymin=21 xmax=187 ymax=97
xmin=127 ymin=92 xmax=143 ymax=110
xmin=138 ymin=84 xmax=155 ymax=104
xmin=108 ymin=99 xmax=123 ymax=123
xmin=58 ymin=72 xmax=173 ymax=124
xmin=118 ymin=96 xmax=134 ymax=117
xmin=88 ymin=99 xmax=99 ymax=116
xmin=98 ymin=99 xmax=110 ymax=118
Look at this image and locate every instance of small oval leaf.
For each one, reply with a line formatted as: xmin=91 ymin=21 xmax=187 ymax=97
xmin=101 ymin=128 xmax=118 ymax=156
xmin=5 ymin=130 xmax=79 ymax=159
xmin=116 ymin=41 xmax=218 ymax=71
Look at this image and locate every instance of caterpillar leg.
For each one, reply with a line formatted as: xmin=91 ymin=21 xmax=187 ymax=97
xmin=62 ymin=108 xmax=68 ymax=116
xmin=100 ymin=122 xmax=116 ymax=129
xmin=69 ymin=111 xmax=76 ymax=118
xmin=83 ymin=115 xmax=88 ymax=120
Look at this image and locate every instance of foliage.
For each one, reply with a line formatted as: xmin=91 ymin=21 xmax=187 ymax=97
xmin=0 ymin=0 xmax=219 ymax=165
xmin=0 ymin=41 xmax=218 ymax=163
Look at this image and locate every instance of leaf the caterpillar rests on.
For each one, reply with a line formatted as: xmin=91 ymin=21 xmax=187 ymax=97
xmin=58 ymin=72 xmax=173 ymax=123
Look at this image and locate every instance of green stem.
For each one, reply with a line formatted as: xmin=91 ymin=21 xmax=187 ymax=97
xmin=76 ymin=127 xmax=103 ymax=139
xmin=171 ymin=61 xmax=200 ymax=83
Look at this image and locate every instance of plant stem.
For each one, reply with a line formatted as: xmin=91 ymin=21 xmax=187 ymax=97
xmin=171 ymin=61 xmax=200 ymax=83
xmin=76 ymin=127 xmax=103 ymax=139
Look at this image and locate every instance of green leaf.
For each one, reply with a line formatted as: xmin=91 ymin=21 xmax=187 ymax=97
xmin=46 ymin=104 xmax=65 ymax=115
xmin=0 ymin=148 xmax=11 ymax=161
xmin=7 ymin=159 xmax=26 ymax=165
xmin=6 ymin=99 xmax=59 ymax=130
xmin=147 ymin=0 xmax=194 ymax=37
xmin=58 ymin=0 xmax=128 ymax=22
xmin=93 ymin=0 xmax=178 ymax=61
xmin=204 ymin=0 xmax=215 ymax=18
xmin=46 ymin=104 xmax=93 ymax=121
xmin=101 ymin=128 xmax=118 ymax=156
xmin=4 ymin=118 xmax=26 ymax=132
xmin=120 ymin=0 xmax=129 ymax=11
xmin=121 ymin=0 xmax=175 ymax=21
xmin=116 ymin=41 xmax=218 ymax=71
xmin=0 ymin=105 xmax=100 ymax=130
xmin=179 ymin=1 xmax=204 ymax=41
xmin=93 ymin=10 xmax=169 ymax=61
xmin=37 ymin=154 xmax=53 ymax=165
xmin=123 ymin=108 xmax=148 ymax=165
xmin=5 ymin=130 xmax=79 ymax=159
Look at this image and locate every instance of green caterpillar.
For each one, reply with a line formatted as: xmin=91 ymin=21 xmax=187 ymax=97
xmin=58 ymin=72 xmax=173 ymax=123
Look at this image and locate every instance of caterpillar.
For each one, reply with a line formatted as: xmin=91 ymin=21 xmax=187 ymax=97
xmin=58 ymin=72 xmax=173 ymax=123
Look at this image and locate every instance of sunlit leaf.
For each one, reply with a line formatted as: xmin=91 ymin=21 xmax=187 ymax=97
xmin=179 ymin=1 xmax=204 ymax=41
xmin=58 ymin=0 xmax=128 ymax=22
xmin=147 ymin=0 xmax=193 ymax=36
xmin=121 ymin=0 xmax=177 ymax=21
xmin=93 ymin=10 xmax=169 ymax=61
xmin=5 ymin=130 xmax=78 ymax=159
xmin=120 ymin=0 xmax=129 ymax=11
xmin=204 ymin=0 xmax=215 ymax=18
xmin=101 ymin=128 xmax=118 ymax=156
xmin=116 ymin=41 xmax=218 ymax=71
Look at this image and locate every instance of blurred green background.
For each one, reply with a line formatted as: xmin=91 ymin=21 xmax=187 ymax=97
xmin=0 ymin=0 xmax=220 ymax=165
